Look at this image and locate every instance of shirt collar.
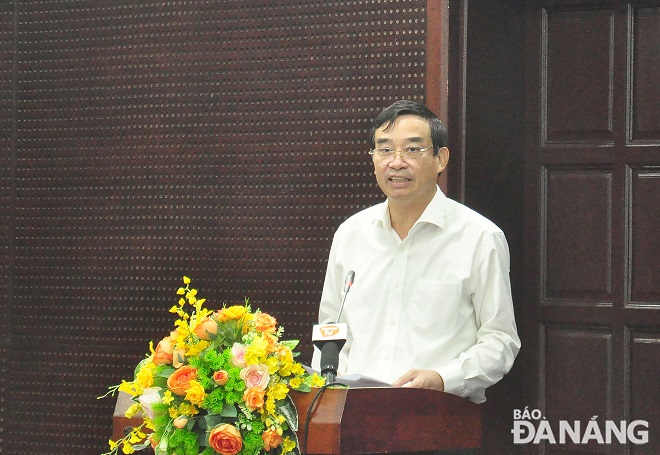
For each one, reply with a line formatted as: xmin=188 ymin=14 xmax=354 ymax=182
xmin=373 ymin=185 xmax=447 ymax=230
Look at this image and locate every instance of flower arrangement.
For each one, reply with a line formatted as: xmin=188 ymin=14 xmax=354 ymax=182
xmin=101 ymin=276 xmax=325 ymax=455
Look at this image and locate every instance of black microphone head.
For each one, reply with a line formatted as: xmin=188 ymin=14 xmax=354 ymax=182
xmin=320 ymin=339 xmax=346 ymax=383
xmin=319 ymin=340 xmax=341 ymax=376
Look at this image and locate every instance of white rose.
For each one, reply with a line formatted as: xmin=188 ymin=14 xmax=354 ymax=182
xmin=138 ymin=387 xmax=162 ymax=419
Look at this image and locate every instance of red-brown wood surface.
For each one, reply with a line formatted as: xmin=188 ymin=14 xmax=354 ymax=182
xmin=293 ymin=388 xmax=481 ymax=454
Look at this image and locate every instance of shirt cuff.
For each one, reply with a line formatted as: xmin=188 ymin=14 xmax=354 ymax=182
xmin=435 ymin=363 xmax=466 ymax=397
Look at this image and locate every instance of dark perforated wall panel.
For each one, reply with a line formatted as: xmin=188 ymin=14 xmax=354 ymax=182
xmin=3 ymin=1 xmax=429 ymax=453
xmin=0 ymin=3 xmax=14 ymax=453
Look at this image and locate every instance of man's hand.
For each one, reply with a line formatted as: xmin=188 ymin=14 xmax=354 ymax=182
xmin=392 ymin=369 xmax=445 ymax=391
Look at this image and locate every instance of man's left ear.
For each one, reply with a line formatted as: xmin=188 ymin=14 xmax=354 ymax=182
xmin=436 ymin=147 xmax=449 ymax=173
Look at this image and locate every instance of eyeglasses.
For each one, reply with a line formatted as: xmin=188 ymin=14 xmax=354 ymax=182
xmin=368 ymin=146 xmax=433 ymax=161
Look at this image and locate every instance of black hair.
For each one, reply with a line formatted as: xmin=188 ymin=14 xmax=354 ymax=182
xmin=369 ymin=100 xmax=448 ymax=155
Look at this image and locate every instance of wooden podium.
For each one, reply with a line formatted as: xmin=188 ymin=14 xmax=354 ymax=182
xmin=292 ymin=387 xmax=481 ymax=454
xmin=114 ymin=387 xmax=481 ymax=454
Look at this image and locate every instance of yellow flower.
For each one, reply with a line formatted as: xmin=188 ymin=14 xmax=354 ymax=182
xmin=168 ymin=401 xmax=200 ymax=418
xmin=281 ymin=436 xmax=296 ymax=454
xmin=171 ymin=325 xmax=189 ymax=347
xmin=162 ymin=390 xmax=174 ymax=405
xmin=311 ymin=373 xmax=326 ymax=388
xmin=184 ymin=380 xmax=207 ymax=406
xmin=186 ymin=288 xmax=197 ymax=304
xmin=218 ymin=305 xmax=247 ymax=322
xmin=186 ymin=340 xmax=210 ymax=358
xmin=245 ymin=335 xmax=268 ymax=365
xmin=289 ymin=377 xmax=302 ymax=389
xmin=268 ymin=382 xmax=289 ymax=401
xmin=121 ymin=440 xmax=135 ymax=454
xmin=128 ymin=429 xmax=147 ymax=444
xmin=239 ymin=311 xmax=256 ymax=335
xmin=124 ymin=403 xmax=141 ymax=418
xmin=265 ymin=395 xmax=276 ymax=415
xmin=136 ymin=364 xmax=154 ymax=389
xmin=290 ymin=363 xmax=305 ymax=375
xmin=178 ymin=401 xmax=200 ymax=417
xmin=278 ymin=357 xmax=294 ymax=377
xmin=275 ymin=346 xmax=295 ymax=376
xmin=278 ymin=345 xmax=294 ymax=362
xmin=264 ymin=356 xmax=279 ymax=374
xmin=118 ymin=380 xmax=142 ymax=397
xmin=144 ymin=417 xmax=156 ymax=430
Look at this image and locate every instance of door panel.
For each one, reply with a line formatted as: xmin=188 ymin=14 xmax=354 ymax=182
xmin=631 ymin=7 xmax=660 ymax=141
xmin=543 ymin=167 xmax=613 ymax=301
xmin=524 ymin=1 xmax=659 ymax=454
xmin=545 ymin=7 xmax=615 ymax=143
xmin=628 ymin=168 xmax=660 ymax=304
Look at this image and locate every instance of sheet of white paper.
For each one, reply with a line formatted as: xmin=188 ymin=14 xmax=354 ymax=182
xmin=332 ymin=373 xmax=392 ymax=388
xmin=303 ymin=365 xmax=392 ymax=388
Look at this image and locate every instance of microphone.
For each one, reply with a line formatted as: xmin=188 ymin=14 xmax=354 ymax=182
xmin=313 ymin=270 xmax=355 ymax=383
xmin=335 ymin=270 xmax=355 ymax=324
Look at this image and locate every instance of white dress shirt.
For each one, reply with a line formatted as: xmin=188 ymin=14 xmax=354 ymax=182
xmin=312 ymin=186 xmax=520 ymax=403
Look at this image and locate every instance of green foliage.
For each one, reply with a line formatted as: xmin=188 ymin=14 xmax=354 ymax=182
xmin=278 ymin=396 xmax=298 ymax=432
xmin=165 ymin=427 xmax=199 ymax=455
xmin=242 ymin=426 xmax=266 ymax=455
xmin=203 ymin=387 xmax=227 ymax=414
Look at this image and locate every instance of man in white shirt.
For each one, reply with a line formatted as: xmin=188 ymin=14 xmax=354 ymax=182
xmin=312 ymin=100 xmax=520 ymax=405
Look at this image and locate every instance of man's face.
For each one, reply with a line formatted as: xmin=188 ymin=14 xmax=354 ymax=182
xmin=372 ymin=115 xmax=448 ymax=206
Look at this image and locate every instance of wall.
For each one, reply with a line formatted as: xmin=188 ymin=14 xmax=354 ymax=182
xmin=0 ymin=1 xmax=431 ymax=453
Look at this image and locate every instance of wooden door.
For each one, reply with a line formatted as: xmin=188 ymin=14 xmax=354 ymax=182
xmin=523 ymin=1 xmax=659 ymax=454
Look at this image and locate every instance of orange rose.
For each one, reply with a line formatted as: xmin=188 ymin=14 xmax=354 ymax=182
xmin=265 ymin=334 xmax=278 ymax=353
xmin=167 ymin=365 xmax=197 ymax=396
xmin=173 ymin=416 xmax=188 ymax=429
xmin=262 ymin=428 xmax=282 ymax=451
xmin=242 ymin=387 xmax=265 ymax=411
xmin=193 ymin=317 xmax=218 ymax=340
xmin=255 ymin=312 xmax=277 ymax=334
xmin=213 ymin=370 xmax=229 ymax=386
xmin=209 ymin=424 xmax=243 ymax=455
xmin=152 ymin=335 xmax=174 ymax=365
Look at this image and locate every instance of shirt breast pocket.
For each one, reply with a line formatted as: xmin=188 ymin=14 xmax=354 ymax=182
xmin=408 ymin=280 xmax=464 ymax=334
